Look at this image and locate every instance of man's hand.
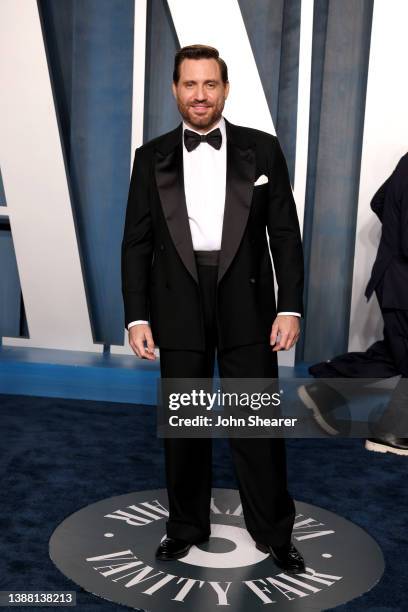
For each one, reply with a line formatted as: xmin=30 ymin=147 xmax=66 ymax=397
xmin=270 ymin=315 xmax=300 ymax=351
xmin=129 ymin=324 xmax=156 ymax=360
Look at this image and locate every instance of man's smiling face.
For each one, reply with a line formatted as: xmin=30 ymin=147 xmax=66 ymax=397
xmin=172 ymin=58 xmax=229 ymax=133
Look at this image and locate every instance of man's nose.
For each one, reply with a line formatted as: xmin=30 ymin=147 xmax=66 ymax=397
xmin=195 ymin=85 xmax=206 ymax=100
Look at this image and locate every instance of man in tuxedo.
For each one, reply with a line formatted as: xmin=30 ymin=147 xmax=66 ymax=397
xmin=121 ymin=45 xmax=305 ymax=571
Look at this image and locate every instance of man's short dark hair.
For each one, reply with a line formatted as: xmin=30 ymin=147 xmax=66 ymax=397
xmin=173 ymin=44 xmax=229 ymax=84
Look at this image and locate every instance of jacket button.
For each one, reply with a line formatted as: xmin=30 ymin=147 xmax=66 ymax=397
xmin=249 ymin=277 xmax=256 ymax=284
xmin=160 ymin=244 xmax=164 ymax=251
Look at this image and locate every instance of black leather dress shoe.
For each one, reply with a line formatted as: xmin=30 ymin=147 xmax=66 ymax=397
xmin=297 ymin=382 xmax=350 ymax=436
xmin=155 ymin=537 xmax=209 ymax=561
xmin=366 ymin=434 xmax=408 ymax=456
xmin=256 ymin=541 xmax=305 ymax=574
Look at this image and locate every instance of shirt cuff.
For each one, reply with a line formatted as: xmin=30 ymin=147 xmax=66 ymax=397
xmin=128 ymin=320 xmax=149 ymax=329
xmin=128 ymin=315 xmax=300 ymax=329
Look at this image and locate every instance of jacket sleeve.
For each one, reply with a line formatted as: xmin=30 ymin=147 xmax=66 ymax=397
xmin=382 ymin=153 xmax=408 ymax=259
xmin=266 ymin=138 xmax=304 ymax=315
xmin=397 ymin=156 xmax=408 ymax=258
xmin=121 ymin=146 xmax=153 ymax=328
xmin=402 ymin=187 xmax=408 ymax=259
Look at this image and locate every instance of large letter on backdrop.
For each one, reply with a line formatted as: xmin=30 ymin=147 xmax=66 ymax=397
xmin=0 ymin=0 xmax=102 ymax=352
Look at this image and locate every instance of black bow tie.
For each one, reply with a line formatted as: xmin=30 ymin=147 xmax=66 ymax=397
xmin=184 ymin=127 xmax=222 ymax=152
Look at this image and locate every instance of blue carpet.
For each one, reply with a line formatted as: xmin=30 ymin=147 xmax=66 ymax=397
xmin=0 ymin=393 xmax=406 ymax=611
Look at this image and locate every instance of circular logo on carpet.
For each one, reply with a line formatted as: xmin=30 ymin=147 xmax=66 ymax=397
xmin=49 ymin=488 xmax=384 ymax=611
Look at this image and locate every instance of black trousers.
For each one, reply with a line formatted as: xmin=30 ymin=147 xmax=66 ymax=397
xmin=310 ymin=279 xmax=408 ymax=435
xmin=159 ymin=256 xmax=295 ymax=547
xmin=375 ymin=282 xmax=408 ymax=435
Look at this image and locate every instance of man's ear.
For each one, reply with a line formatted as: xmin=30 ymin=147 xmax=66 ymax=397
xmin=171 ymin=82 xmax=177 ymax=100
xmin=224 ymin=81 xmax=230 ymax=100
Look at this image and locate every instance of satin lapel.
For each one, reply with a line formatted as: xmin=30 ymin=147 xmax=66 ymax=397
xmin=218 ymin=136 xmax=256 ymax=283
xmin=155 ymin=141 xmax=198 ymax=283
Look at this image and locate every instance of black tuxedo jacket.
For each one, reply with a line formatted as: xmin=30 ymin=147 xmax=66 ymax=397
xmin=121 ymin=118 xmax=304 ymax=350
xmin=365 ymin=153 xmax=408 ymax=309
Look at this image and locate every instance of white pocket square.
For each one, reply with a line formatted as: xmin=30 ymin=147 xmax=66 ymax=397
xmin=254 ymin=174 xmax=268 ymax=186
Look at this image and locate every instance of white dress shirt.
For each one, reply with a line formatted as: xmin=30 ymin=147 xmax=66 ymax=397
xmin=128 ymin=116 xmax=299 ymax=329
xmin=182 ymin=116 xmax=227 ymax=250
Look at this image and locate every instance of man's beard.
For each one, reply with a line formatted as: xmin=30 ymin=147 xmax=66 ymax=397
xmin=177 ymin=100 xmax=223 ymax=131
